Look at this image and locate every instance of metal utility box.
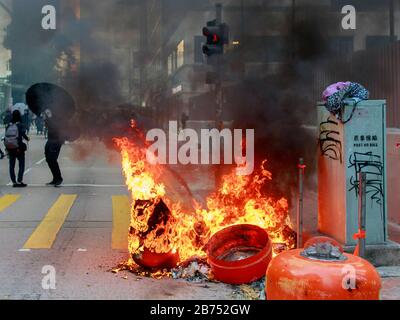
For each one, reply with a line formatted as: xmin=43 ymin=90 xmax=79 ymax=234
xmin=318 ymin=100 xmax=387 ymax=246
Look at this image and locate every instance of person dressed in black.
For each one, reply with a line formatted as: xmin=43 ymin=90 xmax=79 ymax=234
xmin=6 ymin=110 xmax=30 ymax=188
xmin=35 ymin=115 xmax=44 ymax=135
xmin=22 ymin=109 xmax=31 ymax=134
xmin=44 ymin=112 xmax=65 ymax=187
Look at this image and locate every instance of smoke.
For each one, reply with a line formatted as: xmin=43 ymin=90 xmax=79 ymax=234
xmin=4 ymin=0 xmax=65 ymax=97
xmin=218 ymin=5 xmax=340 ymax=198
xmin=61 ymin=0 xmax=139 ymax=148
xmin=61 ymin=0 xmax=208 ymax=150
xmin=5 ymin=1 xmax=395 ymax=195
xmin=23 ymin=2 xmax=343 ymax=195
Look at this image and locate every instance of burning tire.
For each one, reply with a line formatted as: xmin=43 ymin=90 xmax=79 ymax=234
xmin=207 ymin=224 xmax=272 ymax=284
xmin=133 ymin=248 xmax=179 ymax=270
xmin=130 ymin=198 xmax=180 ymax=270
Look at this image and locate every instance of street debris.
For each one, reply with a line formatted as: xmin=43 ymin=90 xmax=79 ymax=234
xmin=171 ymin=257 xmax=211 ymax=282
xmin=110 ymin=256 xmax=267 ymax=300
xmin=110 ymin=260 xmax=171 ymax=280
xmin=231 ymin=278 xmax=266 ymax=300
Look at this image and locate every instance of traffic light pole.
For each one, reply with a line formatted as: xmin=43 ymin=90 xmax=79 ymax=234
xmin=215 ymin=4 xmax=223 ymax=129
xmin=214 ymin=4 xmax=223 ymax=189
xmin=216 ymin=3 xmax=222 ymax=24
xmin=202 ymin=3 xmax=226 ymax=129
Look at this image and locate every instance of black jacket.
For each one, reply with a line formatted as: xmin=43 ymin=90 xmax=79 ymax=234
xmin=45 ymin=119 xmax=65 ymax=144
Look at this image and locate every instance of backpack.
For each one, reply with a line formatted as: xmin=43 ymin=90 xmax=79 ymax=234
xmin=4 ymin=123 xmax=19 ymax=150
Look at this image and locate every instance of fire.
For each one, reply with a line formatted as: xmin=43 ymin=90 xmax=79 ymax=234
xmin=198 ymin=162 xmax=291 ymax=244
xmin=114 ymin=131 xmax=295 ymax=266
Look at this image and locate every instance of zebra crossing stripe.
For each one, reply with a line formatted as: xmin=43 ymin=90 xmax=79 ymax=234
xmin=23 ymin=194 xmax=77 ymax=249
xmin=0 ymin=195 xmax=21 ymax=213
xmin=111 ymin=195 xmax=130 ymax=250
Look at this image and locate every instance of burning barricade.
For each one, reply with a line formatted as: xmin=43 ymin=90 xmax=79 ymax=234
xmin=112 ymin=130 xmax=296 ymax=283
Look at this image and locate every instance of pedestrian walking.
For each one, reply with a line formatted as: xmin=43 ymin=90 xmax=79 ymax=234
xmin=44 ymin=111 xmax=65 ymax=187
xmin=35 ymin=115 xmax=44 ymax=135
xmin=22 ymin=109 xmax=31 ymax=134
xmin=4 ymin=110 xmax=30 ymax=188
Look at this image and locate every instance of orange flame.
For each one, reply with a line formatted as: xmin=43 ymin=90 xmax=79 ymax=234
xmin=114 ymin=133 xmax=295 ymax=264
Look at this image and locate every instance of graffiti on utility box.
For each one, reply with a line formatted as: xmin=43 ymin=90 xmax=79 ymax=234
xmin=319 ymin=118 xmax=343 ymax=163
xmin=348 ymin=151 xmax=384 ymax=205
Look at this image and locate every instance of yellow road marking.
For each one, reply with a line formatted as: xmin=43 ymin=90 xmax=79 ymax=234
xmin=112 ymin=195 xmax=130 ymax=249
xmin=0 ymin=195 xmax=21 ymax=213
xmin=23 ymin=194 xmax=77 ymax=249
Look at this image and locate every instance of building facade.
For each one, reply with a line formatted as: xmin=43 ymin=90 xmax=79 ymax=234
xmin=0 ymin=0 xmax=12 ymax=112
xmin=138 ymin=0 xmax=400 ymax=127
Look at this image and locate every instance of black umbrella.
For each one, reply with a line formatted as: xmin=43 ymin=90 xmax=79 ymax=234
xmin=25 ymin=83 xmax=76 ymax=119
xmin=26 ymin=83 xmax=80 ymax=142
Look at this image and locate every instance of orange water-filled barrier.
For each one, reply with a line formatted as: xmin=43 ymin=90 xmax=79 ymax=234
xmin=266 ymin=241 xmax=381 ymax=300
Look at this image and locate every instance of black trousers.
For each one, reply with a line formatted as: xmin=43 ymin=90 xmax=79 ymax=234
xmin=45 ymin=141 xmax=63 ymax=182
xmin=9 ymin=150 xmax=25 ymax=183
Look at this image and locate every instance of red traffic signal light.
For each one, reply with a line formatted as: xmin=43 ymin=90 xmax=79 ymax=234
xmin=203 ymin=26 xmax=222 ymax=45
xmin=202 ymin=23 xmax=225 ymax=58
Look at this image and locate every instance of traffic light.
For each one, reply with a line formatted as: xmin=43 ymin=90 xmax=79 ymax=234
xmin=202 ymin=20 xmax=229 ymax=58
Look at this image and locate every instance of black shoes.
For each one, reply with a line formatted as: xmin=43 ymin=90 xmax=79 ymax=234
xmin=54 ymin=179 xmax=63 ymax=187
xmin=47 ymin=179 xmax=63 ymax=187
xmin=13 ymin=182 xmax=27 ymax=188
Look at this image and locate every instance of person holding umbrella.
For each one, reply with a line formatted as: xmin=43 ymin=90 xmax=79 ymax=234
xmin=43 ymin=109 xmax=65 ymax=187
xmin=26 ymin=83 xmax=79 ymax=187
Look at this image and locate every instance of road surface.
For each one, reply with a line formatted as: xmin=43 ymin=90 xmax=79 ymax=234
xmin=0 ymin=133 xmax=235 ymax=300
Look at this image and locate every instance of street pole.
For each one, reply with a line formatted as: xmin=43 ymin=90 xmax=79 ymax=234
xmin=297 ymin=158 xmax=305 ymax=248
xmin=240 ymin=0 xmax=245 ymax=79
xmin=358 ymin=172 xmax=367 ymax=258
xmin=215 ymin=3 xmax=223 ymax=129
xmin=139 ymin=0 xmax=148 ymax=108
xmin=390 ymin=0 xmax=395 ymax=41
xmin=216 ymin=3 xmax=222 ymax=25
xmin=240 ymin=0 xmax=245 ymax=40
xmin=291 ymin=0 xmax=296 ymax=62
xmin=214 ymin=3 xmax=223 ymax=188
